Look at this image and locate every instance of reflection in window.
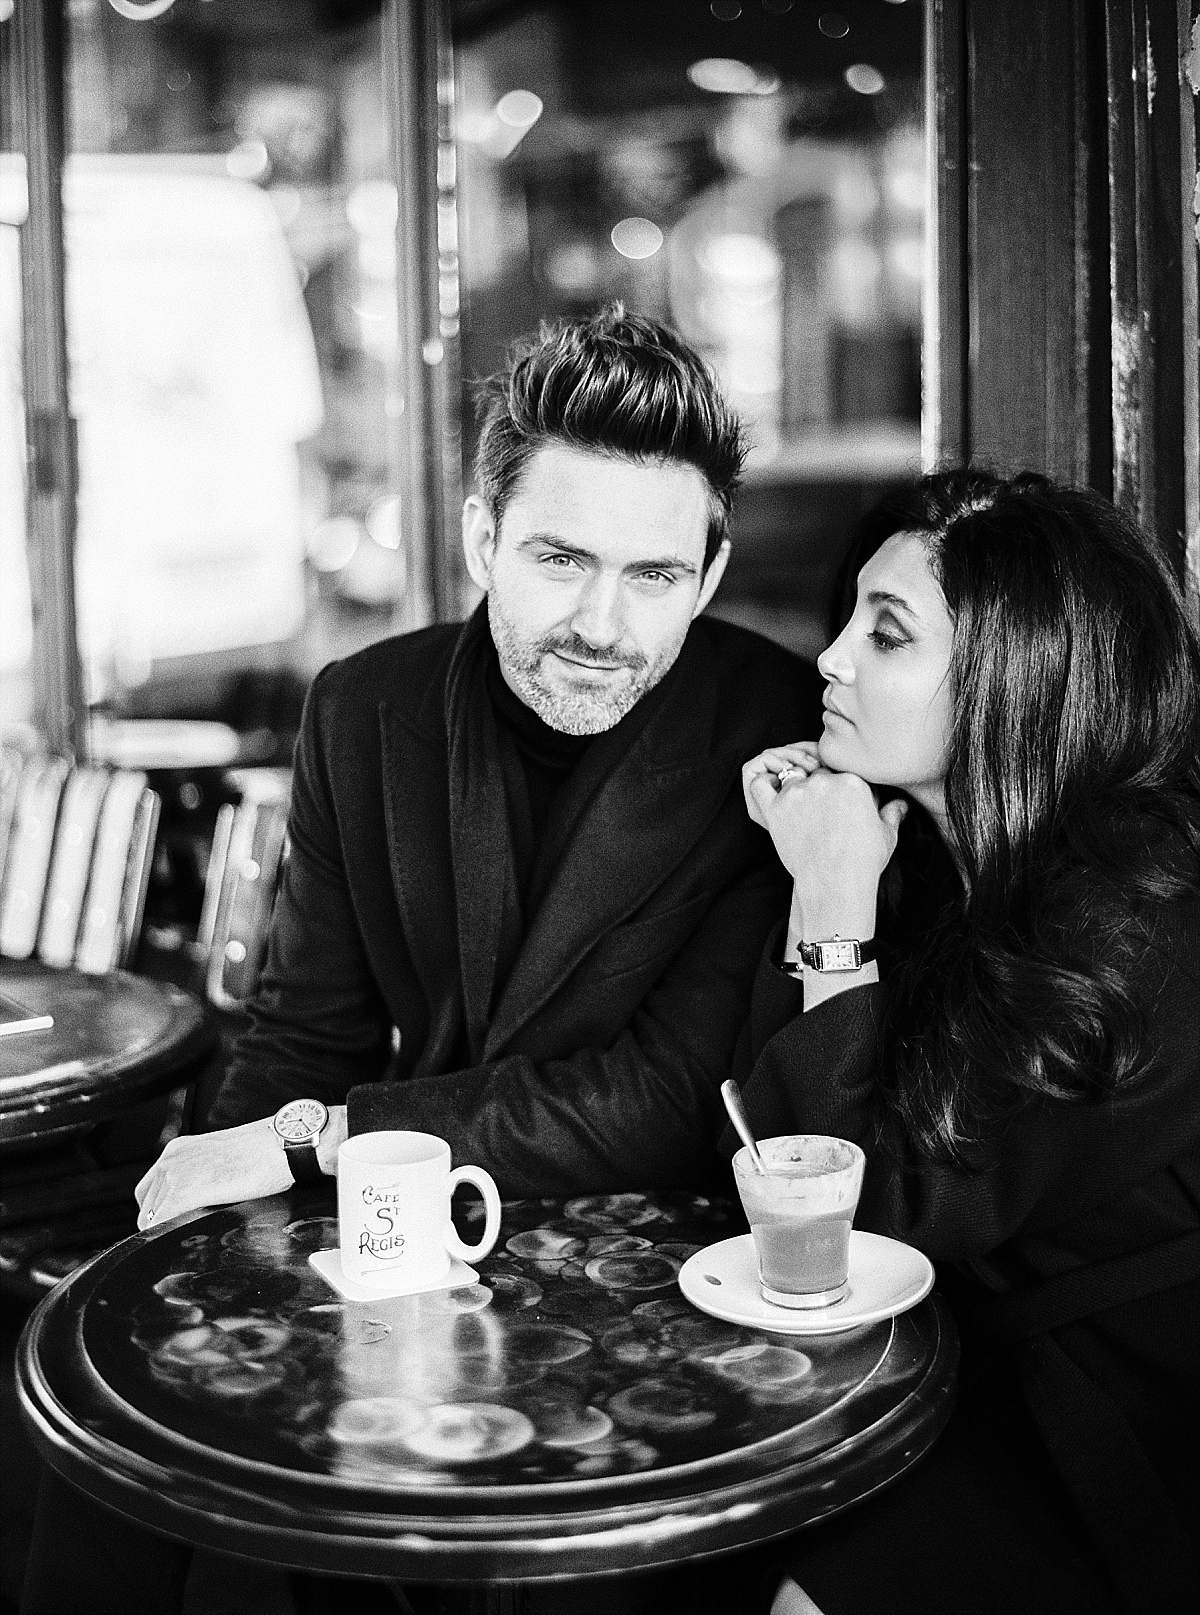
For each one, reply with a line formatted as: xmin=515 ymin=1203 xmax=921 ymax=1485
xmin=4 ymin=0 xmax=414 ymax=738
xmin=454 ymin=0 xmax=924 ymax=656
xmin=0 ymin=0 xmax=30 ymax=726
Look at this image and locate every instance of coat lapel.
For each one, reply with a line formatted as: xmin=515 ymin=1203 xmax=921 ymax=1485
xmin=484 ymin=634 xmax=730 ymax=1058
xmin=382 ymin=610 xmax=521 ymax=1065
xmin=379 ymin=677 xmax=459 ymax=1031
xmin=445 ymin=693 xmax=521 ymax=1061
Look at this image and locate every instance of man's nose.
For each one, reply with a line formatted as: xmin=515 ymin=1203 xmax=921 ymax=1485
xmin=817 ymin=623 xmax=854 ymax=684
xmin=570 ymin=574 xmax=624 ymax=649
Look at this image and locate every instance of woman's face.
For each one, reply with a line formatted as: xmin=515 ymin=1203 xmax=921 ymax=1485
xmin=817 ymin=531 xmax=955 ymax=819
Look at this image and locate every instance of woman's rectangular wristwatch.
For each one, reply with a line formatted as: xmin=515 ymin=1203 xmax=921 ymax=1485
xmin=780 ymin=935 xmax=878 ymax=974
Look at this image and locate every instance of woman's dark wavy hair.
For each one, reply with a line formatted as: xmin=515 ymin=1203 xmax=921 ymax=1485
xmin=472 ymin=303 xmax=745 ymax=570
xmin=844 ymin=468 xmax=1200 ymax=1163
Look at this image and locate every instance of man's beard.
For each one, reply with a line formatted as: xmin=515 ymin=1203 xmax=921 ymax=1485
xmin=487 ymin=596 xmax=684 ymax=735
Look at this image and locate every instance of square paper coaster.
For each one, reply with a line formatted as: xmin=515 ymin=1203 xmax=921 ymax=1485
xmin=309 ymin=1248 xmax=481 ymax=1303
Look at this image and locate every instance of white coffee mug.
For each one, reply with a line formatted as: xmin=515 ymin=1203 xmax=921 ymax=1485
xmin=337 ymin=1130 xmax=502 ymax=1290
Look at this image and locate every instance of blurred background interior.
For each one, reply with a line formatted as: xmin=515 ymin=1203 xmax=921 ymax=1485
xmin=1 ymin=0 xmax=925 ymax=737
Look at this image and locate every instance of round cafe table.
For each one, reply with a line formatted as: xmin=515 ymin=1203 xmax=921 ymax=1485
xmin=0 ymin=964 xmax=210 ymax=1152
xmin=17 ymin=1188 xmax=957 ymax=1592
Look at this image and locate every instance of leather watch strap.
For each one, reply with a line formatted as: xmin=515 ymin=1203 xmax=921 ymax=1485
xmin=284 ymin=1141 xmax=323 ymax=1185
xmin=778 ymin=936 xmax=879 ymax=975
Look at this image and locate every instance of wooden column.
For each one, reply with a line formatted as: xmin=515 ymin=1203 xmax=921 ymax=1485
xmin=930 ymin=0 xmax=1198 ymax=601
xmin=383 ymin=0 xmax=463 ymax=628
xmin=13 ymin=0 xmax=84 ymax=756
xmin=1105 ymin=0 xmax=1198 ymax=593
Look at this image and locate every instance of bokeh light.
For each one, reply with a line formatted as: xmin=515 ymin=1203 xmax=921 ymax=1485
xmin=366 ymin=496 xmax=402 ymax=552
xmin=687 ymin=59 xmax=780 ymax=96
xmin=844 ymin=64 xmax=886 ymax=96
xmin=308 ymin=517 xmax=361 ymax=574
xmin=610 ymin=218 xmax=664 ymax=260
xmin=495 ymin=91 xmax=543 ymax=131
xmin=225 ymin=139 xmax=270 ymax=183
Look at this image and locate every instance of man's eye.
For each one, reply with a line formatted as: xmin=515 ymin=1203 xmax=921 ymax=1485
xmin=636 ymin=571 xmax=674 ymax=588
xmin=541 ymin=553 xmax=579 ymax=570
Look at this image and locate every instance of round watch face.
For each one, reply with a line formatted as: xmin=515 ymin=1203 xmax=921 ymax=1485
xmin=273 ymin=1097 xmax=328 ymax=1145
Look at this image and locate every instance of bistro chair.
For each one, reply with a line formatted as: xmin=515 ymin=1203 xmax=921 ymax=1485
xmin=0 ymin=746 xmax=200 ymax=1299
xmin=196 ymin=769 xmax=290 ymax=1011
xmin=0 ymin=747 xmax=159 ymax=975
xmin=0 ymin=762 xmax=290 ymax=1298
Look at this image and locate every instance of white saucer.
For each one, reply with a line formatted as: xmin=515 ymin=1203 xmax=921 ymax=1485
xmin=309 ymin=1249 xmax=481 ymax=1303
xmin=678 ymin=1231 xmax=934 ymax=1335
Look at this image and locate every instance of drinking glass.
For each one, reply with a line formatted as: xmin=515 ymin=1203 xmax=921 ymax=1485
xmin=733 ymin=1135 xmax=865 ymax=1308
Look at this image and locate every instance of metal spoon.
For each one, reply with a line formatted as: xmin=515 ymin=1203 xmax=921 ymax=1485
xmin=720 ymin=1079 xmax=766 ymax=1174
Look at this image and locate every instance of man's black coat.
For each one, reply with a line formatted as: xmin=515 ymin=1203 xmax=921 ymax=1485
xmin=209 ymin=611 xmax=821 ymax=1194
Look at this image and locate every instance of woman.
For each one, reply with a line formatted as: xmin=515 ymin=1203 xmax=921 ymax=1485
xmin=734 ymin=469 xmax=1200 ymax=1615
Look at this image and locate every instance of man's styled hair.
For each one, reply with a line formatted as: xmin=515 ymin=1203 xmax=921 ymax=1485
xmin=472 ymin=304 xmax=745 ymax=570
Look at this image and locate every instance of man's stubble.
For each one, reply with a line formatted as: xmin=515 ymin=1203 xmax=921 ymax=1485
xmin=486 ymin=592 xmax=688 ymax=736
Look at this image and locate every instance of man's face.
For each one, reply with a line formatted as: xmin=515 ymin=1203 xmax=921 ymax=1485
xmin=462 ymin=443 xmax=730 ymax=734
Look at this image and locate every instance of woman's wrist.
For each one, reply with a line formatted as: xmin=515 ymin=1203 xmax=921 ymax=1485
xmin=783 ymin=885 xmax=879 ymax=1009
xmin=785 ymin=889 xmax=877 ymax=957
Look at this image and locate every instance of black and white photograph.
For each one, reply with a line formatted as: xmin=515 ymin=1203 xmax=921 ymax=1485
xmin=1 ymin=2 xmax=1197 ymax=1611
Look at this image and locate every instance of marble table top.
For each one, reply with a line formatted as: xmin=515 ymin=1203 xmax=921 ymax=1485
xmin=18 ymin=1185 xmax=957 ymax=1582
xmin=0 ymin=964 xmax=209 ymax=1150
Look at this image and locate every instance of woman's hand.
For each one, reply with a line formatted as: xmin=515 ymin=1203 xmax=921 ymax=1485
xmin=742 ymin=742 xmax=821 ymax=829
xmin=743 ymin=751 xmax=907 ymax=937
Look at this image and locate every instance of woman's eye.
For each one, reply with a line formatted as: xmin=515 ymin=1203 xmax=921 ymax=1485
xmin=869 ymin=627 xmax=906 ymax=651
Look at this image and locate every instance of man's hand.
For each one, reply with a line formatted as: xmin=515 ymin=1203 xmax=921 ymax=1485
xmin=134 ymin=1106 xmax=346 ymax=1231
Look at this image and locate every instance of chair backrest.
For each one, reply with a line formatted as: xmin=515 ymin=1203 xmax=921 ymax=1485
xmin=38 ymin=767 xmax=112 ymax=967
xmin=0 ymin=750 xmax=159 ymax=972
xmin=73 ymin=771 xmax=160 ymax=974
xmin=0 ymin=754 xmax=71 ymax=959
xmin=198 ymin=770 xmax=291 ymax=1009
xmin=0 ymin=747 xmax=23 ymax=869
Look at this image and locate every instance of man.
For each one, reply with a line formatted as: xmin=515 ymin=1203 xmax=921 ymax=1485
xmin=135 ymin=304 xmax=821 ymax=1227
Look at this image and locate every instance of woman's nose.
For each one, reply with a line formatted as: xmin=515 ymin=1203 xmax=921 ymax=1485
xmin=817 ymin=624 xmax=854 ymax=684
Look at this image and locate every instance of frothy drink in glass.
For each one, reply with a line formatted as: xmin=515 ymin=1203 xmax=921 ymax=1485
xmin=733 ymin=1135 xmax=865 ymax=1308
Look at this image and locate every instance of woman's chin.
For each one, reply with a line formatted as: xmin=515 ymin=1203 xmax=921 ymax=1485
xmin=817 ymin=731 xmax=853 ymax=771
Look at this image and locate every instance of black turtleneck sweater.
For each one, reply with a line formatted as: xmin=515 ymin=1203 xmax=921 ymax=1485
xmin=484 ymin=652 xmax=594 ymax=911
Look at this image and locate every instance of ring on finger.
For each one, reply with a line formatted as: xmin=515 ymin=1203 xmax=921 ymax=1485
xmin=776 ymin=765 xmax=799 ymax=786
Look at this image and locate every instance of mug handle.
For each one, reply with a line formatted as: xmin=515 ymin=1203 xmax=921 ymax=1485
xmin=444 ymin=1165 xmax=502 ymax=1265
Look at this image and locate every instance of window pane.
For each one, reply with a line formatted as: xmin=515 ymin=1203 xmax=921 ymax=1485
xmin=16 ymin=0 xmax=410 ymax=732
xmin=0 ymin=4 xmax=31 ymax=729
xmin=453 ymin=0 xmax=925 ymax=656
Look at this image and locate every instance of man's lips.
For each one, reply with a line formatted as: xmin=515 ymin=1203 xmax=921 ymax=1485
xmin=549 ymin=649 xmax=631 ymax=675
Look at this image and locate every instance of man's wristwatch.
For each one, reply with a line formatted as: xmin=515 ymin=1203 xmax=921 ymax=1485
xmin=271 ymin=1098 xmax=329 ymax=1184
xmin=780 ymin=935 xmax=878 ymax=975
